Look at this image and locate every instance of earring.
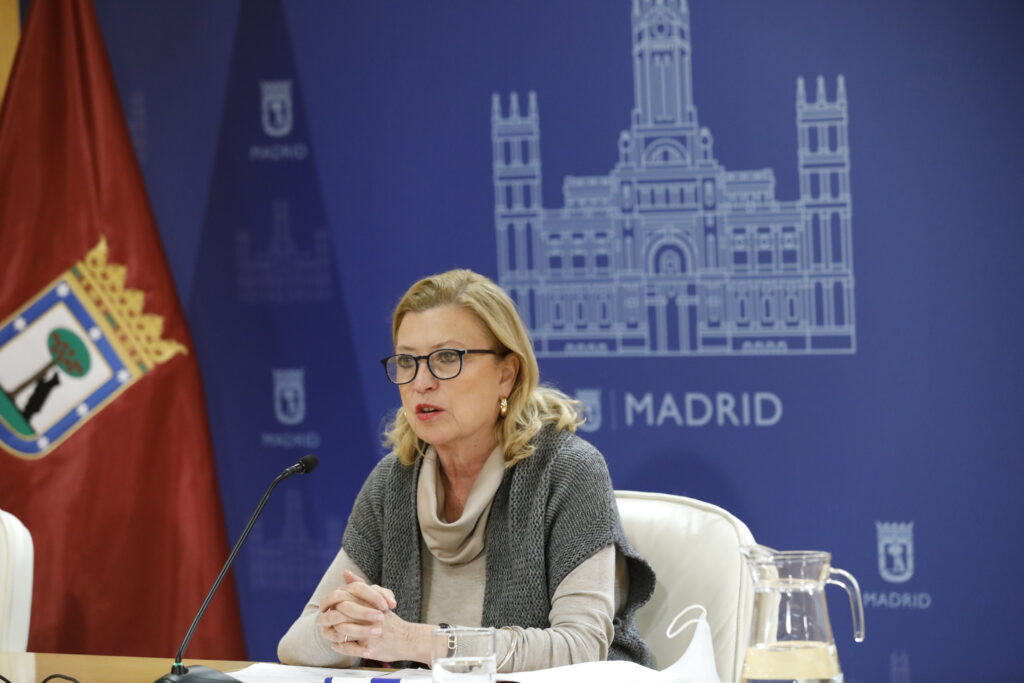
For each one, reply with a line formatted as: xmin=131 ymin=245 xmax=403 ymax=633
xmin=499 ymin=397 xmax=508 ymax=417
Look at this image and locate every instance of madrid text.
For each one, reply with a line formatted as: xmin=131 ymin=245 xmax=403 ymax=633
xmin=863 ymin=591 xmax=932 ymax=610
xmin=248 ymin=142 xmax=309 ymax=161
xmin=261 ymin=431 xmax=321 ymax=449
xmin=624 ymin=391 xmax=782 ymax=428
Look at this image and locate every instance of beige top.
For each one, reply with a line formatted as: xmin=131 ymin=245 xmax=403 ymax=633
xmin=277 ymin=447 xmax=627 ymax=672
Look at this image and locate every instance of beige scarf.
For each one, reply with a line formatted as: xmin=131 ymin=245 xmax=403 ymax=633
xmin=416 ymin=445 xmax=506 ymax=565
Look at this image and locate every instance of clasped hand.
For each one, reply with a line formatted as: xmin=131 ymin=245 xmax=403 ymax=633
xmin=318 ymin=570 xmax=417 ymax=663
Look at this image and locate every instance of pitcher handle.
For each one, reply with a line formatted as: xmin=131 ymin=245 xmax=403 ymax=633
xmin=827 ymin=567 xmax=866 ymax=643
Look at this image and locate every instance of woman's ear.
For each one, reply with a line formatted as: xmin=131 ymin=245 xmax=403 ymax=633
xmin=499 ymin=353 xmax=520 ymax=395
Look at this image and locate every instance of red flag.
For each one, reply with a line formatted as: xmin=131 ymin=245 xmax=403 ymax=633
xmin=0 ymin=0 xmax=246 ymax=659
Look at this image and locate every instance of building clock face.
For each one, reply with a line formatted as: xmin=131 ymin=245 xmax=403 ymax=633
xmin=646 ymin=8 xmax=676 ymax=40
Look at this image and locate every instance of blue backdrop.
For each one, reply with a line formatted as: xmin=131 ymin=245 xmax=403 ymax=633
xmin=91 ymin=1 xmax=1023 ymax=680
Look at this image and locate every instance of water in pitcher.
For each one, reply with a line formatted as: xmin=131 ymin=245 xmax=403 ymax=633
xmin=431 ymin=655 xmax=497 ymax=683
xmin=739 ymin=640 xmax=842 ymax=683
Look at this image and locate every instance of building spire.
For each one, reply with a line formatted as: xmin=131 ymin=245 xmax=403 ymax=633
xmin=630 ymin=0 xmax=695 ymax=127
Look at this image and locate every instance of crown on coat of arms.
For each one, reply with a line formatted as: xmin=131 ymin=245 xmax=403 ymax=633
xmin=876 ymin=521 xmax=914 ymax=539
xmin=71 ymin=237 xmax=187 ymax=374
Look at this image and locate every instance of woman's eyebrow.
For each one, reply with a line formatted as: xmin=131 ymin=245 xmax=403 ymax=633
xmin=394 ymin=340 xmax=467 ymax=353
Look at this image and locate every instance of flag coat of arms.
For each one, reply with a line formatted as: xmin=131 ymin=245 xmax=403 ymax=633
xmin=0 ymin=239 xmax=188 ymax=456
xmin=0 ymin=0 xmax=246 ymax=658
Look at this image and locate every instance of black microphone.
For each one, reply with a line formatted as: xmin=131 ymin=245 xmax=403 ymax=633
xmin=154 ymin=454 xmax=320 ymax=683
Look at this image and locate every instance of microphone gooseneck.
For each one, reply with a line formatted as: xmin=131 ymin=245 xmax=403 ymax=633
xmin=154 ymin=455 xmax=319 ymax=683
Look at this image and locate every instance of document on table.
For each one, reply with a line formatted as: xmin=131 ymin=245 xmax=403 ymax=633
xmin=226 ymin=663 xmax=433 ymax=682
xmin=228 ymin=660 xmax=672 ymax=683
xmin=495 ymin=660 xmax=666 ymax=683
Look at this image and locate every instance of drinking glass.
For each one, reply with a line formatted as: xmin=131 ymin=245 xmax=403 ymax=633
xmin=430 ymin=627 xmax=496 ymax=683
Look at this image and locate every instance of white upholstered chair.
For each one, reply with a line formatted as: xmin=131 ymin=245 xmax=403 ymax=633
xmin=0 ymin=508 xmax=34 ymax=652
xmin=616 ymin=490 xmax=755 ymax=682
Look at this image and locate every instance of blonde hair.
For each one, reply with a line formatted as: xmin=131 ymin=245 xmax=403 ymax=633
xmin=383 ymin=269 xmax=582 ymax=466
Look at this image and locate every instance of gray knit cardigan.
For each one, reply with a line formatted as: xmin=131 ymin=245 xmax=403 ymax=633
xmin=342 ymin=424 xmax=656 ymax=667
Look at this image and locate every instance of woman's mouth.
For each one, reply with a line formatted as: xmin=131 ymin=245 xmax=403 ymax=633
xmin=415 ymin=404 xmax=443 ymax=421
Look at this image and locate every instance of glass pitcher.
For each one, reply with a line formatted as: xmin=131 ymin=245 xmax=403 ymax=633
xmin=739 ymin=545 xmax=865 ymax=683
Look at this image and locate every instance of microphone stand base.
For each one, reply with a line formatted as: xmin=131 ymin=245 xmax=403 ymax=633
xmin=153 ymin=664 xmax=240 ymax=682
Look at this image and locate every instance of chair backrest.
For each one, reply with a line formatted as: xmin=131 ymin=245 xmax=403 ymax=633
xmin=616 ymin=490 xmax=754 ymax=681
xmin=0 ymin=509 xmax=34 ymax=652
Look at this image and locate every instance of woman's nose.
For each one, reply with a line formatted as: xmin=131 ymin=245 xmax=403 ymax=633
xmin=410 ymin=359 xmax=438 ymax=390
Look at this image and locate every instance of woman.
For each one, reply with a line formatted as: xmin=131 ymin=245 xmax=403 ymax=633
xmin=278 ymin=269 xmax=654 ymax=672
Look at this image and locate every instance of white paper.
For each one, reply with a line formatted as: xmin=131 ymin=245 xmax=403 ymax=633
xmin=226 ymin=663 xmax=432 ymax=683
xmin=496 ymin=660 xmax=663 ymax=683
xmin=226 ymin=661 xmax=672 ymax=683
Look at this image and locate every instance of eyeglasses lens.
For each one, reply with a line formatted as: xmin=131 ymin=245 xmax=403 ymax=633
xmin=386 ymin=349 xmax=465 ymax=384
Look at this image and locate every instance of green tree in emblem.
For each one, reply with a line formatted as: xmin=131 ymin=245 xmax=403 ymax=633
xmin=47 ymin=327 xmax=92 ymax=378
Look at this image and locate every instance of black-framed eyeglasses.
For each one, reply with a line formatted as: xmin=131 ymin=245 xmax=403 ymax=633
xmin=379 ymin=348 xmax=498 ymax=385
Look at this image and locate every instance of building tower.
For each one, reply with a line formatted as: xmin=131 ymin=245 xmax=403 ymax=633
xmin=797 ymin=75 xmax=854 ymax=350
xmin=631 ymin=0 xmax=700 ymax=167
xmin=632 ymin=0 xmax=695 ymax=127
xmin=492 ymin=91 xmax=543 ymax=327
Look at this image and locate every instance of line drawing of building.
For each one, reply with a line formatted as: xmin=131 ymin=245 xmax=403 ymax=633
xmin=247 ymin=487 xmax=343 ymax=592
xmin=492 ymin=0 xmax=855 ymax=356
xmin=890 ymin=650 xmax=912 ymax=683
xmin=236 ymin=199 xmax=334 ymax=304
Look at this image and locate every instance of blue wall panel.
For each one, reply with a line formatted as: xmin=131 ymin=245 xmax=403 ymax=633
xmin=93 ymin=1 xmax=1024 ymax=679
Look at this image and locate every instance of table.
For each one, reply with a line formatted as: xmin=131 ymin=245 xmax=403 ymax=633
xmin=0 ymin=651 xmax=256 ymax=683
